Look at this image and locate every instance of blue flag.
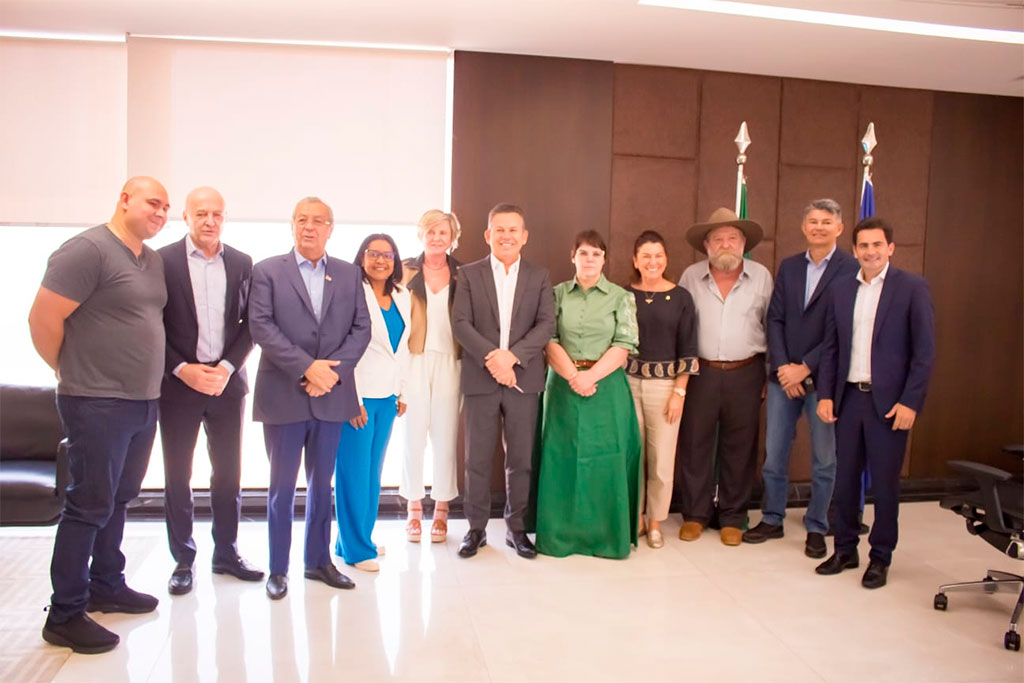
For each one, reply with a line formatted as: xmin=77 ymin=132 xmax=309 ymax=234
xmin=859 ymin=175 xmax=875 ymax=221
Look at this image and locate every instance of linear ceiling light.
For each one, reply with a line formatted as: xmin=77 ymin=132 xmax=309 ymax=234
xmin=0 ymin=29 xmax=125 ymax=43
xmin=130 ymin=33 xmax=450 ymax=53
xmin=639 ymin=0 xmax=1024 ymax=45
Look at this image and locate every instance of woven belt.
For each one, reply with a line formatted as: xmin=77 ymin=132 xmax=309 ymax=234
xmin=699 ymin=356 xmax=758 ymax=371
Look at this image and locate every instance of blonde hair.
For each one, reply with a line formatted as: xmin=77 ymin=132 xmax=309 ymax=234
xmin=416 ymin=209 xmax=461 ymax=252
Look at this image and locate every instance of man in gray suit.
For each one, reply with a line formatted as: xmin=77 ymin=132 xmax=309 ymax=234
xmin=452 ymin=203 xmax=555 ymax=559
xmin=249 ymin=196 xmax=371 ymax=599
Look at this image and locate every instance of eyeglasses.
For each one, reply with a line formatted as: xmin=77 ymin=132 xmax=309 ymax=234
xmin=295 ymin=217 xmax=331 ymax=228
xmin=365 ymin=249 xmax=396 ymax=261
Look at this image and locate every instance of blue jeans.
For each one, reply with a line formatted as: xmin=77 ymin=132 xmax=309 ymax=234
xmin=760 ymin=381 xmax=836 ymax=534
xmin=50 ymin=396 xmax=158 ymax=622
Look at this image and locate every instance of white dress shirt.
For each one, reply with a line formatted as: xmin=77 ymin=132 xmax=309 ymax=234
xmin=679 ymin=258 xmax=772 ymax=361
xmin=489 ymin=254 xmax=520 ymax=351
xmin=847 ymin=262 xmax=889 ymax=383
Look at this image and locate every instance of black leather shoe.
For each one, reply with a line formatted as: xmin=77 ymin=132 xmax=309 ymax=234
xmin=861 ymin=560 xmax=889 ymax=589
xmin=42 ymin=612 xmax=119 ymax=654
xmin=458 ymin=529 xmax=487 ymax=558
xmin=266 ymin=574 xmax=288 ymax=600
xmin=168 ymin=563 xmax=194 ymax=596
xmin=505 ymin=530 xmax=537 ymax=559
xmin=86 ymin=585 xmax=159 ymax=614
xmin=742 ymin=521 xmax=784 ymax=544
xmin=815 ymin=550 xmax=860 ymax=575
xmin=304 ymin=563 xmax=356 ymax=590
xmin=212 ymin=554 xmax=265 ymax=582
xmin=805 ymin=532 xmax=827 ymax=559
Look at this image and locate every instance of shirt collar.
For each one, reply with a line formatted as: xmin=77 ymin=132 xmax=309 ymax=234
xmin=185 ymin=234 xmax=224 ymax=260
xmin=489 ymin=253 xmax=521 ymax=275
xmin=570 ymin=273 xmax=610 ymax=293
xmin=856 ymin=261 xmax=890 ymax=286
xmin=804 ymin=245 xmax=836 ymax=267
xmin=294 ymin=248 xmax=327 ymax=269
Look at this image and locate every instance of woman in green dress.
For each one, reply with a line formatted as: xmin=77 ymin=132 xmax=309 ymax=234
xmin=535 ymin=230 xmax=642 ymax=559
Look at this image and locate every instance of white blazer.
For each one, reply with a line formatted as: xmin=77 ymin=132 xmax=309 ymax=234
xmin=353 ymin=281 xmax=411 ymax=404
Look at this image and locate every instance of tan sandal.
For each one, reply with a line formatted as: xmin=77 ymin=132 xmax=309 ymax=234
xmin=431 ymin=502 xmax=449 ymax=543
xmin=407 ymin=501 xmax=423 ymax=543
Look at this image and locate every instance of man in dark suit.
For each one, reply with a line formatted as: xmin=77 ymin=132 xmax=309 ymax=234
xmin=451 ymin=203 xmax=555 ymax=559
xmin=744 ymin=199 xmax=858 ymax=558
xmin=815 ymin=216 xmax=935 ymax=588
xmin=159 ymin=186 xmax=262 ymax=596
xmin=249 ymin=196 xmax=371 ymax=599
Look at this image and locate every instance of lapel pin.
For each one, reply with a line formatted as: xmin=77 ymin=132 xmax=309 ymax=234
xmin=325 ymin=274 xmax=333 ymax=282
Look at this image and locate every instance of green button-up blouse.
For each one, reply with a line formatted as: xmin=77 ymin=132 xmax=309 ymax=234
xmin=551 ymin=274 xmax=639 ymax=360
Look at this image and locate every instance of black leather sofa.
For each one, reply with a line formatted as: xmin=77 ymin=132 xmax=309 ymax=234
xmin=0 ymin=384 xmax=68 ymax=525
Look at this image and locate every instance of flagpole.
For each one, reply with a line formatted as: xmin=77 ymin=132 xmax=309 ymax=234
xmin=859 ymin=122 xmax=877 ymax=220
xmin=734 ymin=121 xmax=751 ymax=217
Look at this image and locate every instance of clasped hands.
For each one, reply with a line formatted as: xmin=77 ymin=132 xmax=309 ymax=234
xmin=816 ymin=398 xmax=917 ymax=431
xmin=484 ymin=348 xmax=519 ymax=388
xmin=777 ymin=362 xmax=811 ymax=399
xmin=568 ymin=370 xmax=597 ymax=397
xmin=179 ymin=363 xmax=231 ymax=396
xmin=302 ymin=359 xmax=340 ymax=397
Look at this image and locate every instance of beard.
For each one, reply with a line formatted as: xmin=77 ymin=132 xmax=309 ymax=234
xmin=709 ymin=249 xmax=742 ymax=271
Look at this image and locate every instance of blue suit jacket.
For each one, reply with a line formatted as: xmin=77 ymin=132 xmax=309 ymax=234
xmin=767 ymin=248 xmax=858 ymax=385
xmin=249 ymin=251 xmax=371 ymax=424
xmin=818 ymin=266 xmax=935 ymax=418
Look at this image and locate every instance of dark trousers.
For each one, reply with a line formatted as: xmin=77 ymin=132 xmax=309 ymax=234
xmin=463 ymin=387 xmax=540 ymax=532
xmin=49 ymin=396 xmax=158 ymax=622
xmin=159 ymin=392 xmax=245 ymax=565
xmin=263 ymin=420 xmax=343 ymax=575
xmin=833 ymin=387 xmax=908 ymax=565
xmin=677 ymin=360 xmax=765 ymax=528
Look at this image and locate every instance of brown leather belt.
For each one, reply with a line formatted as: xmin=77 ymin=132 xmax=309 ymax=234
xmin=572 ymin=359 xmax=597 ymax=369
xmin=699 ymin=355 xmax=758 ymax=371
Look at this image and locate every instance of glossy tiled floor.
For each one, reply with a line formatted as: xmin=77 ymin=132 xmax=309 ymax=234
xmin=2 ymin=502 xmax=1022 ymax=682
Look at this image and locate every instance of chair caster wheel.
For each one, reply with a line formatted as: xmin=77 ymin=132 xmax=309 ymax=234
xmin=933 ymin=593 xmax=947 ymax=611
xmin=1005 ymin=630 xmax=1020 ymax=651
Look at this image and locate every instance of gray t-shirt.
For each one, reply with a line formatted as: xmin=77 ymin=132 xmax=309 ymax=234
xmin=41 ymin=224 xmax=167 ymax=400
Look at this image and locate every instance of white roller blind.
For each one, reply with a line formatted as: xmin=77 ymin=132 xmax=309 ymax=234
xmin=0 ymin=38 xmax=127 ymax=224
xmin=126 ymin=37 xmax=448 ymax=223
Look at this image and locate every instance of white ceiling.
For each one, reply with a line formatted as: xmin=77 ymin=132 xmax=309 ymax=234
xmin=2 ymin=0 xmax=1022 ymax=96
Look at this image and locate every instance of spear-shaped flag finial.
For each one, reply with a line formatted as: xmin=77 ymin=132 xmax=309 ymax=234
xmin=734 ymin=121 xmax=751 ymax=219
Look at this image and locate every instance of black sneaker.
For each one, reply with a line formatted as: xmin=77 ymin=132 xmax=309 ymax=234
xmin=42 ymin=612 xmax=119 ymax=654
xmin=742 ymin=521 xmax=784 ymax=544
xmin=86 ymin=585 xmax=159 ymax=614
xmin=805 ymin=532 xmax=827 ymax=558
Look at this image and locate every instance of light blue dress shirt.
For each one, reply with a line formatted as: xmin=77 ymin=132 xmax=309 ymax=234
xmin=294 ymin=248 xmax=327 ymax=322
xmin=803 ymin=245 xmax=836 ymax=309
xmin=171 ymin=235 xmax=234 ymax=377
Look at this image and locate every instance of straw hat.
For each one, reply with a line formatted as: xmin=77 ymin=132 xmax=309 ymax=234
xmin=686 ymin=207 xmax=763 ymax=254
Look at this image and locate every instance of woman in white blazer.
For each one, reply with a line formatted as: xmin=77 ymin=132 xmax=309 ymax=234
xmin=334 ymin=234 xmax=411 ymax=572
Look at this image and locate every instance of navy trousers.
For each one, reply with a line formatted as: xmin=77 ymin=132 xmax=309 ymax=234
xmin=49 ymin=396 xmax=158 ymax=623
xmin=264 ymin=420 xmax=343 ymax=575
xmin=832 ymin=386 xmax=908 ymax=565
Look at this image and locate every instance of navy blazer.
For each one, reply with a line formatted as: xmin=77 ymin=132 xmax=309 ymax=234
xmin=451 ymin=257 xmax=556 ymax=395
xmin=249 ymin=251 xmax=371 ymax=425
xmin=158 ymin=237 xmax=254 ymax=402
xmin=818 ymin=266 xmax=935 ymax=419
xmin=766 ymin=248 xmax=858 ymax=384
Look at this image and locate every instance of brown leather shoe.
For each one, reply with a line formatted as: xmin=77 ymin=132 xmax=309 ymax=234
xmin=679 ymin=521 xmax=704 ymax=541
xmin=720 ymin=527 xmax=743 ymax=546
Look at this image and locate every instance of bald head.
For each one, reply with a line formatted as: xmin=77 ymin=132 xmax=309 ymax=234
xmin=183 ymin=186 xmax=226 ymax=258
xmin=114 ymin=175 xmax=169 ymax=244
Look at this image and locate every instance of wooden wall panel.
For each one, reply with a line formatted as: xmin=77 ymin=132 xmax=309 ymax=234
xmin=914 ymin=93 xmax=1024 ymax=477
xmin=780 ymin=79 xmax=860 ymax=169
xmin=612 ymin=65 xmax=699 ymax=159
xmin=452 ymin=51 xmax=614 ymax=285
xmin=774 ymin=166 xmax=857 ymax=268
xmin=697 ymin=72 xmax=782 ymax=241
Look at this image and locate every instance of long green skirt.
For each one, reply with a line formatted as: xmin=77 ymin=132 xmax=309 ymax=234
xmin=534 ymin=367 xmax=642 ymax=559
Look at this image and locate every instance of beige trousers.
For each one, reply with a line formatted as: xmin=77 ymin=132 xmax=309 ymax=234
xmin=628 ymin=375 xmax=681 ymax=522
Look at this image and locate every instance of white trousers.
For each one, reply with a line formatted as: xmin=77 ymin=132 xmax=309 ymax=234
xmin=400 ymin=351 xmax=461 ymax=502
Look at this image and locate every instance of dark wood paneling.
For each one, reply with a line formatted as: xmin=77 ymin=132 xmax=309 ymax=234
xmin=612 ymin=65 xmax=700 ymax=160
xmin=697 ymin=71 xmax=782 ymax=241
xmin=780 ymin=79 xmax=859 ymax=169
xmin=609 ymin=156 xmax=697 ymax=285
xmin=774 ymin=166 xmax=857 ymax=270
xmin=913 ymin=93 xmax=1024 ymax=477
xmin=452 ymin=51 xmax=614 ymax=285
xmin=857 ymin=87 xmax=933 ymax=245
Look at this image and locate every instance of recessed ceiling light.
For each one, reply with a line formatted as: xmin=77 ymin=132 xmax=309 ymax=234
xmin=639 ymin=0 xmax=1024 ymax=45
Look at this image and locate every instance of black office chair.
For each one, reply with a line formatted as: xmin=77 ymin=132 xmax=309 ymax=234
xmin=933 ymin=455 xmax=1024 ymax=651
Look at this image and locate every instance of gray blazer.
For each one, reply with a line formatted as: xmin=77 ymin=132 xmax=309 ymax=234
xmin=249 ymin=251 xmax=371 ymax=424
xmin=452 ymin=257 xmax=555 ymax=395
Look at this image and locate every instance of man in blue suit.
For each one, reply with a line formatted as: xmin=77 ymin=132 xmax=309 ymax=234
xmin=814 ymin=217 xmax=935 ymax=589
xmin=744 ymin=199 xmax=857 ymax=558
xmin=249 ymin=196 xmax=371 ymax=599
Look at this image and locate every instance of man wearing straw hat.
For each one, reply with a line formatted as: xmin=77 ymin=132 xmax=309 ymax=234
xmin=677 ymin=208 xmax=772 ymax=546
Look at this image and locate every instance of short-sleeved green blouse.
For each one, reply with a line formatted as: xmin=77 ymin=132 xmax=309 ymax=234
xmin=551 ymin=274 xmax=639 ymax=360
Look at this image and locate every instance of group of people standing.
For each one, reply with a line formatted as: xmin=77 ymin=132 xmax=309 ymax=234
xmin=27 ymin=176 xmax=934 ymax=658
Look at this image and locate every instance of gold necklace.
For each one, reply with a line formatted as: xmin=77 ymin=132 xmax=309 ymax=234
xmin=642 ymin=289 xmax=655 ymax=304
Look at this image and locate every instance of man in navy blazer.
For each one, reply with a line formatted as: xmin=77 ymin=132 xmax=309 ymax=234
xmin=815 ymin=217 xmax=935 ymax=588
xmin=249 ymin=196 xmax=371 ymax=599
xmin=744 ymin=199 xmax=858 ymax=558
xmin=158 ymin=187 xmax=262 ymax=596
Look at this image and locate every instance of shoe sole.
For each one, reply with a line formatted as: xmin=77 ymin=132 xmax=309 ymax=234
xmin=42 ymin=627 xmax=119 ymax=654
xmin=804 ymin=547 xmax=827 ymax=559
xmin=85 ymin=602 xmax=156 ymax=614
xmin=742 ymin=532 xmax=784 ymax=544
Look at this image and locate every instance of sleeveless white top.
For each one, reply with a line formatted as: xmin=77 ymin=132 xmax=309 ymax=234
xmin=423 ymin=283 xmax=456 ymax=354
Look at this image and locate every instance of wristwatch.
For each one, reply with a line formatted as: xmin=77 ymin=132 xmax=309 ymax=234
xmin=673 ymin=388 xmax=687 ymax=398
